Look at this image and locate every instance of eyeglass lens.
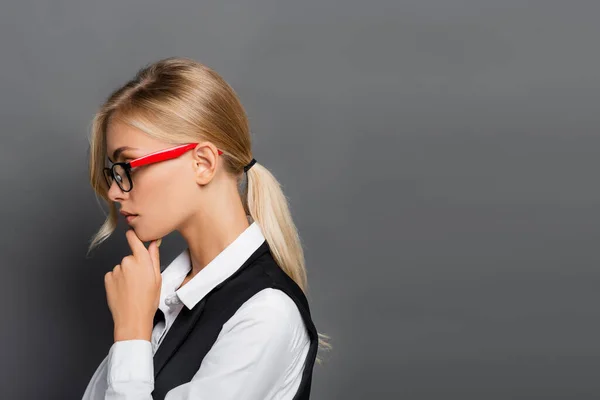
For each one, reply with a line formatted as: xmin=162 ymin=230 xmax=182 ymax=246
xmin=104 ymin=165 xmax=132 ymax=191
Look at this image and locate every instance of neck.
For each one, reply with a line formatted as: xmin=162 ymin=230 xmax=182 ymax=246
xmin=177 ymin=187 xmax=250 ymax=279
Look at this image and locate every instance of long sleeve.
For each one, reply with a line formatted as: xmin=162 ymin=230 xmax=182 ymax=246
xmin=105 ymin=339 xmax=155 ymax=399
xmin=163 ymin=288 xmax=309 ymax=400
xmin=95 ymin=288 xmax=309 ymax=400
xmin=82 ymin=226 xmax=312 ymax=400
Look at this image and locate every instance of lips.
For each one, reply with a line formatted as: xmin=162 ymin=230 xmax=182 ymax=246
xmin=120 ymin=210 xmax=139 ymax=224
xmin=120 ymin=210 xmax=138 ymax=217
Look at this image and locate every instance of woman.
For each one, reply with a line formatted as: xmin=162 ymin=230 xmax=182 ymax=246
xmin=81 ymin=57 xmax=328 ymax=400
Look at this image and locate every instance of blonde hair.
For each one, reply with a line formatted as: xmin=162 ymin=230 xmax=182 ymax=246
xmin=86 ymin=57 xmax=331 ymax=362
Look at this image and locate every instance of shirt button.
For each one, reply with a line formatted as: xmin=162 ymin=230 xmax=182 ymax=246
xmin=165 ymin=294 xmax=181 ymax=306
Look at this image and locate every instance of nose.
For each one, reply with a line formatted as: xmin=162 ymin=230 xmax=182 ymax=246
xmin=107 ymin=178 xmax=128 ymax=202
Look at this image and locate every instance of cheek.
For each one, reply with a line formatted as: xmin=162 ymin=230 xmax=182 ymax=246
xmin=136 ymin=169 xmax=196 ymax=221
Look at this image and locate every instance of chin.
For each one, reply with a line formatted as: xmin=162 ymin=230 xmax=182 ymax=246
xmin=132 ymin=224 xmax=172 ymax=243
xmin=129 ymin=230 xmax=150 ymax=243
xmin=129 ymin=225 xmax=159 ymax=243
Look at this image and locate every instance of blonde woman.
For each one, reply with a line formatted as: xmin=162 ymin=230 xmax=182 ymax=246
xmin=81 ymin=57 xmax=328 ymax=400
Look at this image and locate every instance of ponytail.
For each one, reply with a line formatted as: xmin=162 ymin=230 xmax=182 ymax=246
xmin=244 ymin=162 xmax=332 ymax=363
xmin=245 ymin=162 xmax=307 ymax=292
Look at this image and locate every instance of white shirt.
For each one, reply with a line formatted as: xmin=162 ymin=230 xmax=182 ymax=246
xmin=82 ymin=221 xmax=311 ymax=400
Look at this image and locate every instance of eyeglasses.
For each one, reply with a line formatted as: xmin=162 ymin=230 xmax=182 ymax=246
xmin=103 ymin=143 xmax=223 ymax=192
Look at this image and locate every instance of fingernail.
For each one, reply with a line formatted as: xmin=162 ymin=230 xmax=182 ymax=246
xmin=156 ymin=238 xmax=162 ymax=247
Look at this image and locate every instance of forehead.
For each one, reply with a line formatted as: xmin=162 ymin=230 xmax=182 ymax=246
xmin=105 ymin=119 xmax=163 ymax=159
xmin=106 ymin=119 xmax=148 ymax=148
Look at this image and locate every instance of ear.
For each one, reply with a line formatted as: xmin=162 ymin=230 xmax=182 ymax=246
xmin=191 ymin=142 xmax=219 ymax=185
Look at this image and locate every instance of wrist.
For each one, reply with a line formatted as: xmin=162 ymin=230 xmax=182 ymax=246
xmin=114 ymin=323 xmax=152 ymax=342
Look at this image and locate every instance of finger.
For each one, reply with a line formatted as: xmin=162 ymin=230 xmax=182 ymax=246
xmin=150 ymin=239 xmax=161 ymax=277
xmin=125 ymin=229 xmax=147 ymax=259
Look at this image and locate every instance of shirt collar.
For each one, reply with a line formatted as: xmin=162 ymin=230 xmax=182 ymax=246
xmin=160 ymin=221 xmax=266 ymax=310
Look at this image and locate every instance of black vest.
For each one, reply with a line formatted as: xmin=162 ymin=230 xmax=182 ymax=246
xmin=151 ymin=241 xmax=319 ymax=400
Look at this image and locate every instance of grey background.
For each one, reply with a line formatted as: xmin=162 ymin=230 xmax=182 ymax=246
xmin=1 ymin=0 xmax=600 ymax=398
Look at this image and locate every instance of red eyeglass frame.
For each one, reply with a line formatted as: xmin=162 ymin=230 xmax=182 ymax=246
xmin=127 ymin=143 xmax=223 ymax=168
xmin=104 ymin=143 xmax=223 ymax=192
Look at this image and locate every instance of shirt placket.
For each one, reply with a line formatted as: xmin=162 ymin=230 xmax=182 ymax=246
xmin=152 ymin=293 xmax=184 ymax=354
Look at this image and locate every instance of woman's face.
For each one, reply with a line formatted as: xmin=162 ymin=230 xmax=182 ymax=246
xmin=105 ymin=119 xmax=206 ymax=242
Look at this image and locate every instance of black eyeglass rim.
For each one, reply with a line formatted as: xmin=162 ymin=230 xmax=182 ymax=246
xmin=103 ymin=162 xmax=134 ymax=193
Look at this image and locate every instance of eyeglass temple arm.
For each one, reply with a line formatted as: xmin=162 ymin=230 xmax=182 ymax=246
xmin=130 ymin=144 xmax=223 ymax=168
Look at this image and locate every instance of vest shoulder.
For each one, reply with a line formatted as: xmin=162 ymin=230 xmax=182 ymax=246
xmin=238 ymin=287 xmax=304 ymax=319
xmin=250 ymin=250 xmax=309 ymax=301
xmin=220 ymin=287 xmax=311 ymax=351
xmin=214 ymin=246 xmax=312 ymax=316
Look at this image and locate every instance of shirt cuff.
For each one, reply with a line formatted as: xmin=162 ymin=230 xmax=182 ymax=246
xmin=107 ymin=339 xmax=154 ymax=385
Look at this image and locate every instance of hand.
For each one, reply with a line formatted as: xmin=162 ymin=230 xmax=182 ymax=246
xmin=104 ymin=229 xmax=162 ymax=342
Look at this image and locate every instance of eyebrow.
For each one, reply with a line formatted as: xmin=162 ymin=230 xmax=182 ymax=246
xmin=107 ymin=146 xmax=139 ymax=163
